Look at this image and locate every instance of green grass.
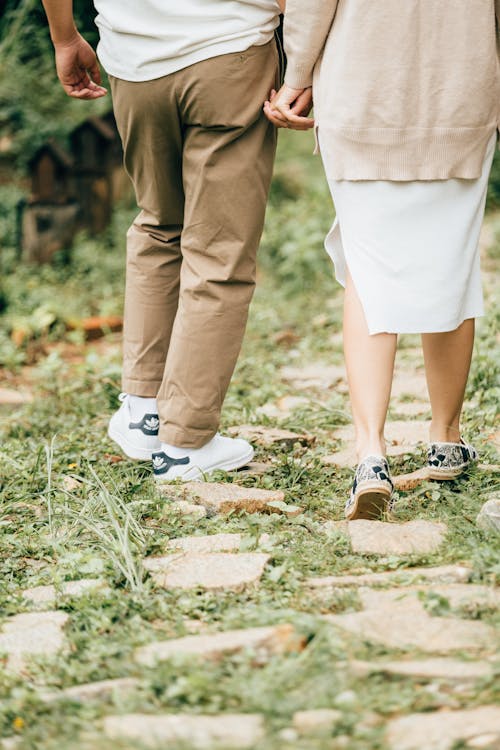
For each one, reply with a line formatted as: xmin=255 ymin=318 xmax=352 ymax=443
xmin=0 ymin=130 xmax=499 ymax=750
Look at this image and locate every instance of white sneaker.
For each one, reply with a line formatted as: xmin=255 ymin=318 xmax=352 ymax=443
xmin=107 ymin=393 xmax=161 ymax=460
xmin=152 ymin=433 xmax=254 ymax=482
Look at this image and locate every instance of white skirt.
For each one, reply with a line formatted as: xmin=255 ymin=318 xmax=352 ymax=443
xmin=323 ymin=133 xmax=496 ymax=335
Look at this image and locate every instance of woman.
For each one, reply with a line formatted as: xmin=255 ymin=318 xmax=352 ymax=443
xmin=265 ymin=0 xmax=499 ymax=520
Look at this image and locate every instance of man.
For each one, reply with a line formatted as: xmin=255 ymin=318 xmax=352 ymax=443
xmin=42 ymin=0 xmax=283 ymax=481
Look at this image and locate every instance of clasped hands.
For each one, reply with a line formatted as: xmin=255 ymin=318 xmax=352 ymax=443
xmin=263 ymin=84 xmax=314 ymax=130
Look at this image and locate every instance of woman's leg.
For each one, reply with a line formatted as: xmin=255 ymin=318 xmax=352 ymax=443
xmin=343 ymin=272 xmax=397 ymax=460
xmin=421 ymin=319 xmax=475 ymax=443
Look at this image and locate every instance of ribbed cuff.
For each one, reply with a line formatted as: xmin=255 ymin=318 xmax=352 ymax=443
xmin=284 ymin=65 xmax=313 ymax=89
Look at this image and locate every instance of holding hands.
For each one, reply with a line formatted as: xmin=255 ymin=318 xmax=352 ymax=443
xmin=264 ymin=84 xmax=314 ymax=130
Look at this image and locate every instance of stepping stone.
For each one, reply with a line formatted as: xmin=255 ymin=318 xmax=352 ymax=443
xmin=0 ymin=387 xmax=33 ymax=405
xmin=62 ymin=475 xmax=82 ymax=492
xmin=228 ymin=425 xmax=315 ymax=448
xmin=171 ymin=500 xmax=207 ymax=519
xmin=477 ymin=499 xmax=500 ymax=534
xmin=167 ymin=534 xmax=242 ymax=555
xmin=292 ymin=709 xmax=342 ymax=734
xmin=386 ymin=706 xmax=500 ymax=750
xmin=345 ymin=519 xmax=447 ymax=556
xmin=40 ymin=677 xmax=139 ymax=703
xmin=265 ymin=500 xmax=303 ymax=517
xmin=143 ymin=552 xmax=270 ymax=591
xmin=326 ymin=586 xmax=497 ymax=653
xmin=281 ymin=363 xmax=346 ymax=390
xmin=103 ymin=713 xmax=265 ymax=749
xmin=307 ymin=564 xmax=472 ymax=589
xmin=22 ymin=579 xmax=105 ymax=606
xmin=161 ymin=481 xmax=301 ymax=516
xmin=393 ymin=467 xmax=430 ymax=491
xmin=257 ymin=396 xmax=310 ymax=419
xmin=391 ymin=369 xmax=429 ymax=402
xmin=0 ymin=611 xmax=68 ymax=672
xmin=333 ymin=421 xmax=430 ymax=450
xmin=322 ymin=443 xmax=419 ymax=468
xmin=135 ymin=624 xmax=305 ymax=666
xmin=236 ymin=462 xmax=273 ymax=476
xmin=390 ymin=401 xmax=430 ymax=417
xmin=350 ymin=658 xmax=494 ymax=682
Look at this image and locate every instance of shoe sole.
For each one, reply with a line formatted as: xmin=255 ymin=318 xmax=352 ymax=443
xmin=346 ymin=483 xmax=392 ymax=521
xmin=428 ymin=467 xmax=467 ymax=481
xmin=155 ymin=446 xmax=255 ymax=483
xmin=107 ymin=423 xmax=158 ymax=461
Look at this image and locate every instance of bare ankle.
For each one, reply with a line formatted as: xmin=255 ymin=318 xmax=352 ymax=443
xmin=356 ymin=433 xmax=386 ymax=461
xmin=429 ymin=422 xmax=461 ymax=444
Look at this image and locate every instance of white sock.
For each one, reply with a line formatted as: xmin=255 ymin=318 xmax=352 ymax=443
xmin=161 ymin=442 xmax=190 ymax=458
xmin=128 ymin=395 xmax=158 ymax=422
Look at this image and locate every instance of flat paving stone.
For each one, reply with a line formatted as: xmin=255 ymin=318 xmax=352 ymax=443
xmin=22 ymin=579 xmax=105 ymax=606
xmin=0 ymin=387 xmax=33 ymax=405
xmin=477 ymin=499 xmax=500 ymax=534
xmin=390 ymin=401 xmax=431 ymax=417
xmin=386 ymin=706 xmax=500 ymax=750
xmin=334 ymin=420 xmax=430 ymax=450
xmin=281 ymin=363 xmax=346 ymax=389
xmin=346 ymin=519 xmax=447 ymax=556
xmin=292 ymin=709 xmax=342 ymax=734
xmin=350 ymin=658 xmax=494 ymax=682
xmin=393 ymin=467 xmax=431 ymax=491
xmin=167 ymin=534 xmax=242 ymax=555
xmin=135 ymin=624 xmax=305 ymax=667
xmin=170 ymin=500 xmax=207 ymax=519
xmin=307 ymin=564 xmax=472 ymax=589
xmin=236 ymin=462 xmax=273 ymax=476
xmin=0 ymin=611 xmax=68 ymax=672
xmin=228 ymin=425 xmax=315 ymax=448
xmin=143 ymin=552 xmax=270 ymax=591
xmin=103 ymin=713 xmax=265 ymax=749
xmin=326 ymin=585 xmax=498 ymax=653
xmin=40 ymin=677 xmax=140 ymax=703
xmin=391 ymin=369 xmax=429 ymax=402
xmin=257 ymin=396 xmax=310 ymax=419
xmin=161 ymin=481 xmax=290 ymax=515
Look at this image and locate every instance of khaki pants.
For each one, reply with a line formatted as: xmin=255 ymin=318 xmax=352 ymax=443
xmin=110 ymin=41 xmax=278 ymax=447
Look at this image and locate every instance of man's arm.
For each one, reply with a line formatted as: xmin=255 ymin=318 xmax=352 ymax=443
xmin=41 ymin=0 xmax=107 ymax=99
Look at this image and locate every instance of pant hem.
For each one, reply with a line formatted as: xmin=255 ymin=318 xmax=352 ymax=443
xmin=159 ymin=426 xmax=217 ymax=450
xmin=121 ymin=379 xmax=162 ymax=398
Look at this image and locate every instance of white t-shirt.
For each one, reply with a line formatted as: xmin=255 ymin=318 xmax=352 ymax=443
xmin=94 ymin=0 xmax=280 ymax=82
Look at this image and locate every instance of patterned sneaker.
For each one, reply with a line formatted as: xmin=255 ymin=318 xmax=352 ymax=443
xmin=152 ymin=433 xmax=254 ymax=483
xmin=107 ymin=393 xmax=161 ymax=460
xmin=345 ymin=455 xmax=394 ymax=520
xmin=427 ymin=441 xmax=478 ymax=480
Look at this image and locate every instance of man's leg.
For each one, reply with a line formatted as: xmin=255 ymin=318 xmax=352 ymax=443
xmin=107 ymin=73 xmax=185 ymax=458
xmin=157 ymin=41 xmax=279 ymax=449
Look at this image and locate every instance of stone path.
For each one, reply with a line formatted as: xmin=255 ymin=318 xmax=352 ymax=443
xmin=1 ymin=220 xmax=499 ymax=750
xmin=325 ymin=585 xmax=498 ymax=653
xmin=0 ymin=611 xmax=68 ymax=673
xmin=386 ymin=706 xmax=500 ymax=750
xmin=103 ymin=713 xmax=265 ymax=749
xmin=134 ymin=624 xmax=305 ymax=666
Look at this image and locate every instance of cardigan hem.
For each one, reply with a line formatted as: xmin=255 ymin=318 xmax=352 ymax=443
xmin=316 ymin=124 xmax=498 ymax=181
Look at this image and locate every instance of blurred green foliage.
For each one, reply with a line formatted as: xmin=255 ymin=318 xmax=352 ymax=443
xmin=0 ymin=0 xmax=106 ymax=168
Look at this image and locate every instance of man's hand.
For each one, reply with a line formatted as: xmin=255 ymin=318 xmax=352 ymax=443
xmin=263 ymin=84 xmax=314 ymax=130
xmin=54 ymin=32 xmax=107 ymax=99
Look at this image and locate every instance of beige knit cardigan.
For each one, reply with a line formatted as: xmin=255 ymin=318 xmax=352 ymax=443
xmin=284 ymin=0 xmax=500 ymax=180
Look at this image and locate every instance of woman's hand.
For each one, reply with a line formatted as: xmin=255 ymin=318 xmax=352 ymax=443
xmin=264 ymin=84 xmax=314 ymax=130
xmin=54 ymin=32 xmax=107 ymax=99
